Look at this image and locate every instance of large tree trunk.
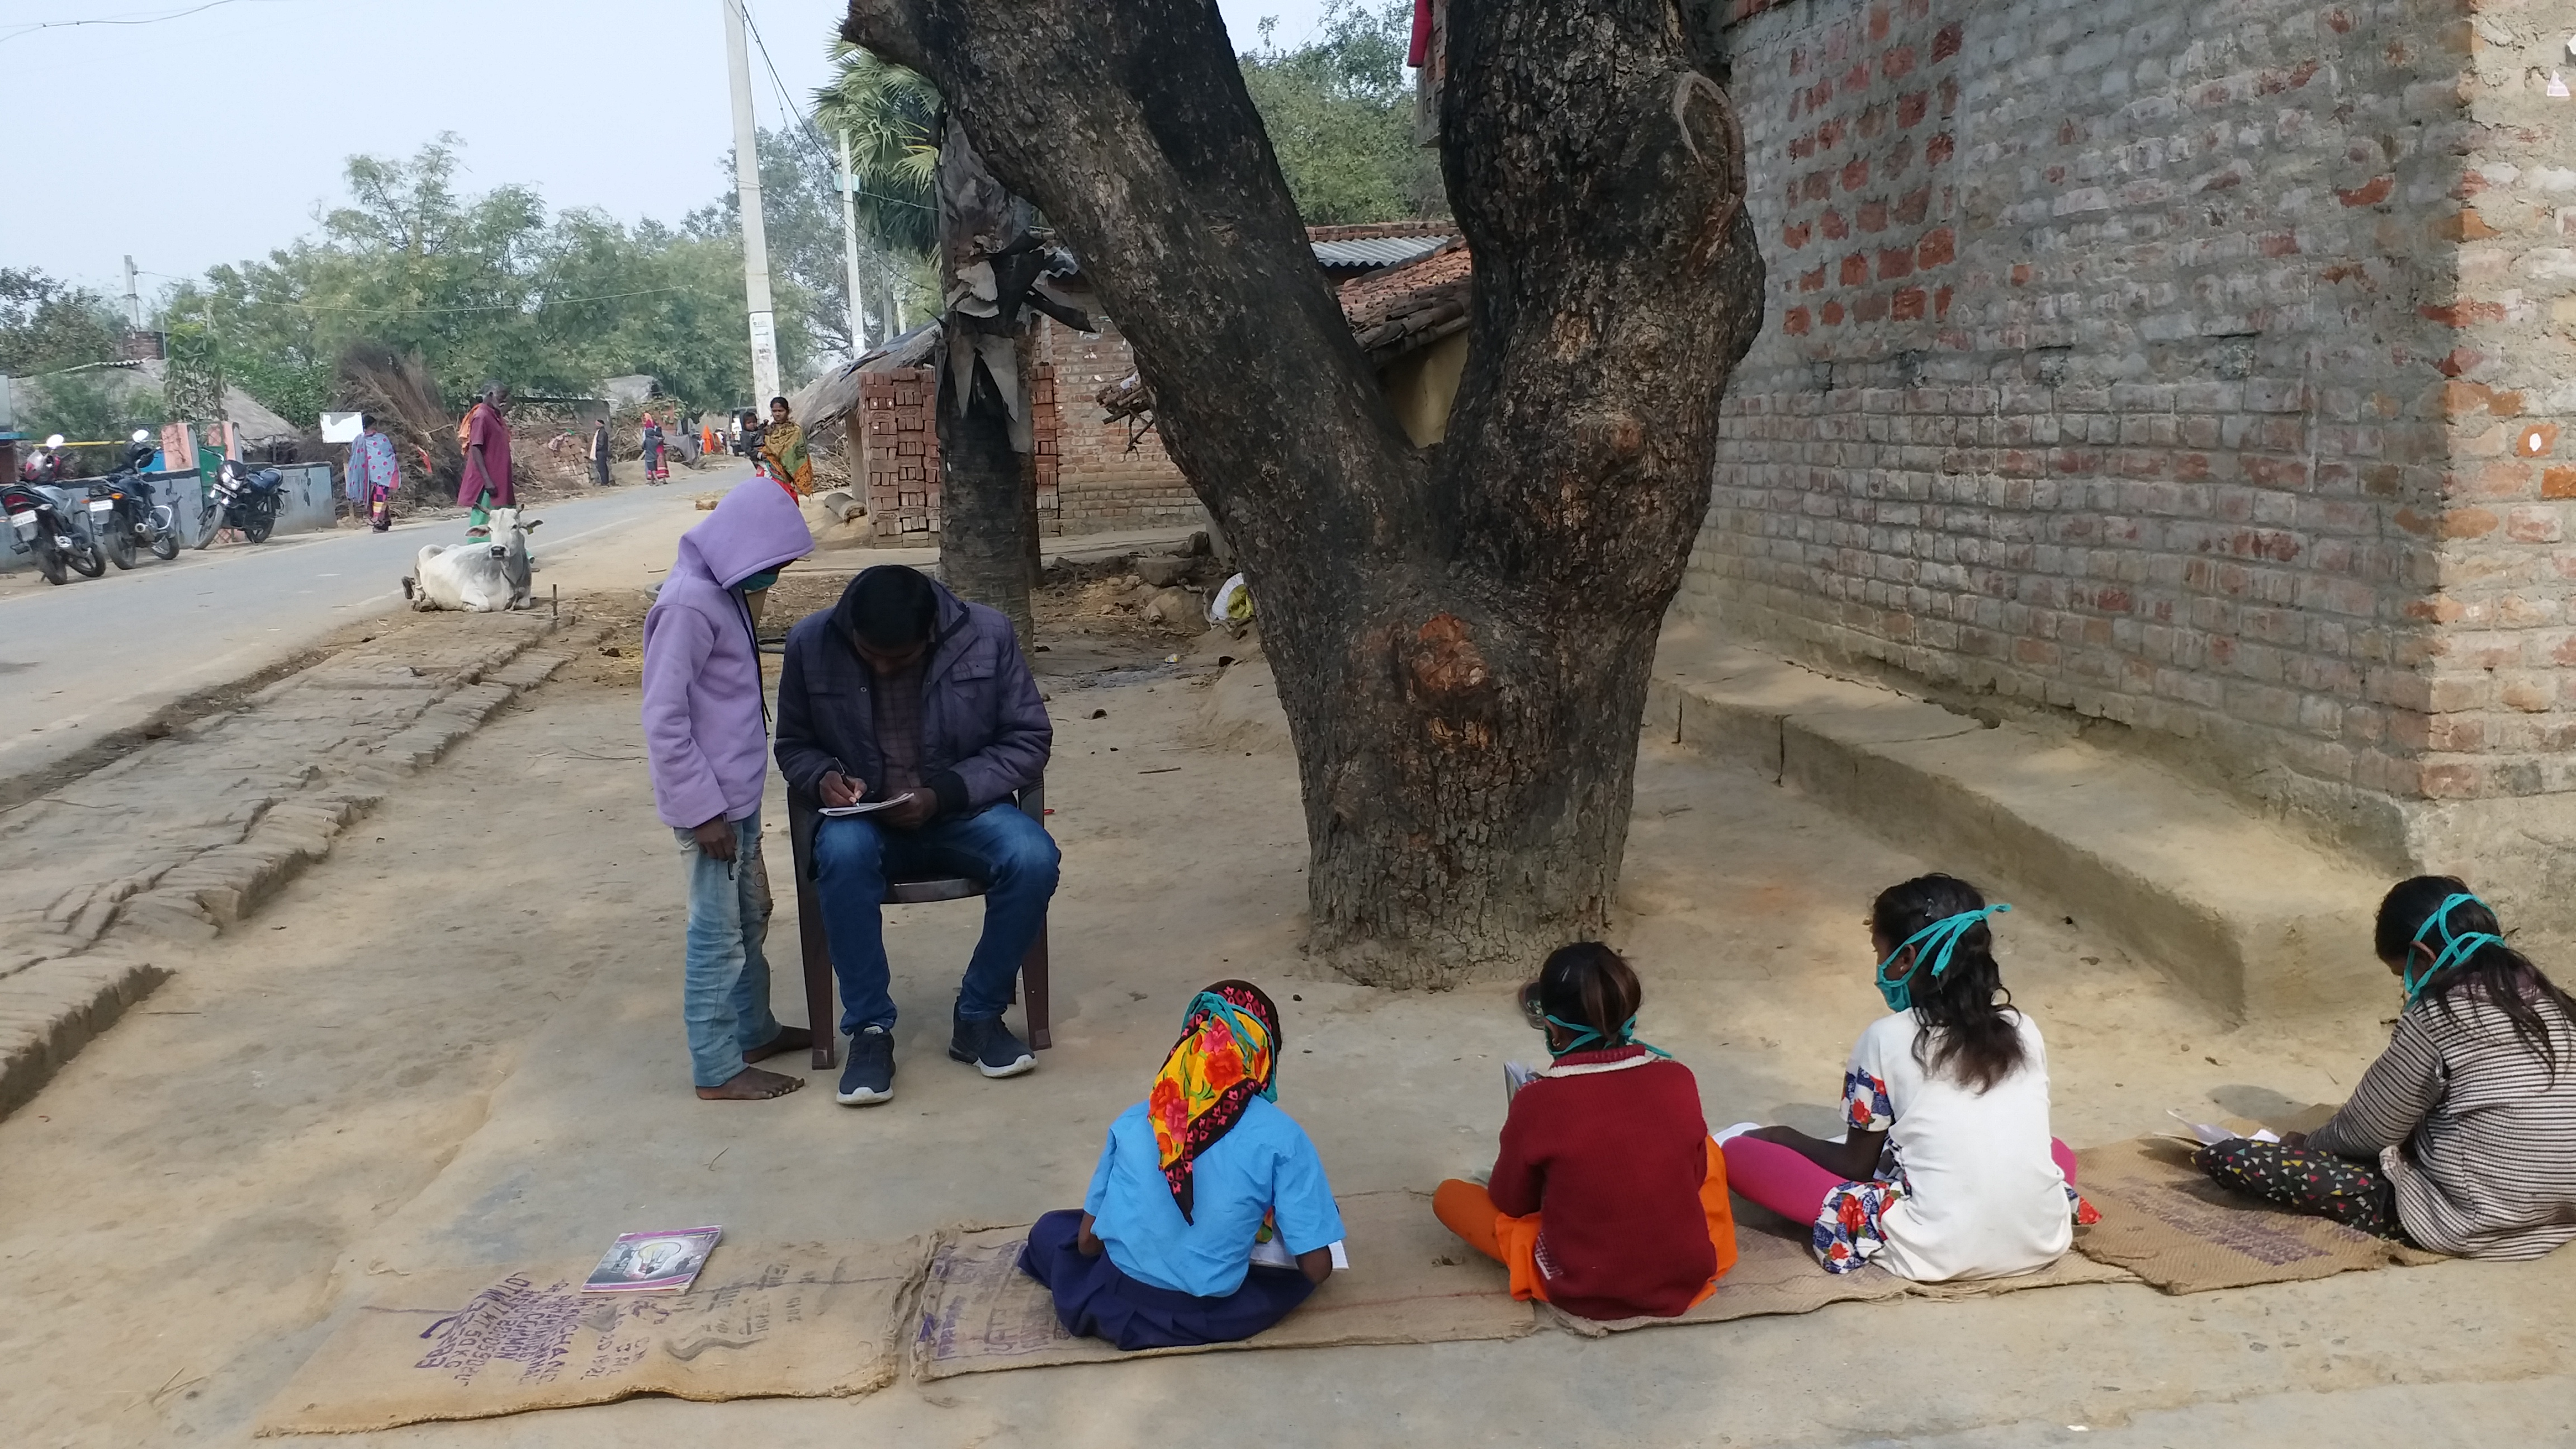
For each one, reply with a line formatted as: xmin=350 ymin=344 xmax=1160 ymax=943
xmin=847 ymin=0 xmax=1761 ymax=986
xmin=931 ymin=116 xmax=1040 ymax=640
xmin=936 ymin=358 xmax=1036 ymax=645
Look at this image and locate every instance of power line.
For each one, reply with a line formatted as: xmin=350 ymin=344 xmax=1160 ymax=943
xmin=0 ymin=0 xmax=288 ymax=46
xmin=738 ymin=2 xmax=932 ymax=214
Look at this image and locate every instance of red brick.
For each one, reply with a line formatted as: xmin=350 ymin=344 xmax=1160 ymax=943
xmin=1916 ymin=227 xmax=1956 ymax=268
xmin=2337 ymin=174 xmax=2394 ymax=207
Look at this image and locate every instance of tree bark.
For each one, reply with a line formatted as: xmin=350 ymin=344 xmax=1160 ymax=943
xmin=936 ymin=357 xmax=1036 ymax=645
xmin=847 ymin=0 xmax=1761 ymax=986
xmin=931 ymin=115 xmax=1060 ymax=644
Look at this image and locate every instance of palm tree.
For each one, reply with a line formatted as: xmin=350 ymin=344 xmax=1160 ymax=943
xmin=813 ymin=41 xmax=939 ymax=337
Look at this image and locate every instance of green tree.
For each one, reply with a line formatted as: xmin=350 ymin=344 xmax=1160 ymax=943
xmin=812 ymin=45 xmax=940 ymax=257
xmin=812 ymin=45 xmax=947 ymax=345
xmin=0 ymin=269 xmax=125 ymax=377
xmin=1238 ymin=1 xmax=1446 ymax=223
xmin=168 ymin=135 xmax=807 ymax=423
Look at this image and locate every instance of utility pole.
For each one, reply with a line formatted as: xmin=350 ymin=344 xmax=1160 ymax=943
xmin=722 ymin=0 xmax=780 ymax=404
xmin=122 ymin=255 xmax=141 ymax=330
xmin=838 ymin=129 xmax=868 ymax=356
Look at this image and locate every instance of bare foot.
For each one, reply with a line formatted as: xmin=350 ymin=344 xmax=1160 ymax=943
xmin=741 ymin=1025 xmax=814 ymax=1064
xmin=695 ymin=1067 xmax=804 ymax=1101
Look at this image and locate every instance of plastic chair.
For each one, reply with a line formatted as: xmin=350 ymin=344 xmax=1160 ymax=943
xmin=786 ymin=779 xmax=1053 ymax=1069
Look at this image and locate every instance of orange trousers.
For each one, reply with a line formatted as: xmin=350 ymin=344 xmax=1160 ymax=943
xmin=1433 ymin=1147 xmax=1738 ymax=1309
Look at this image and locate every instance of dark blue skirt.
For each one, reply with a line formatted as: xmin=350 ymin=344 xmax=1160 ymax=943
xmin=1018 ymin=1208 xmax=1315 ymax=1351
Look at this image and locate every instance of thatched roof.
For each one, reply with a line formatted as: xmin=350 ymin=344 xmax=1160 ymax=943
xmin=785 ymin=321 xmax=944 ymax=434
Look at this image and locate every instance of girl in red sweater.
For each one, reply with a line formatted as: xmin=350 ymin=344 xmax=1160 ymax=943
xmin=1432 ymin=944 xmax=1739 ymax=1319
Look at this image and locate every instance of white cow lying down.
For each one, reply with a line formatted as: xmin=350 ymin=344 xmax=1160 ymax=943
xmin=405 ymin=508 xmax=542 ymax=612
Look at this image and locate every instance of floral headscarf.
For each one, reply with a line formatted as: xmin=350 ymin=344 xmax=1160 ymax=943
xmin=1147 ymin=981 xmax=1281 ymax=1222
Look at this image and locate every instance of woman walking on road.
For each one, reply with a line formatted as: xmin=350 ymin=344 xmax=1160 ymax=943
xmin=641 ymin=413 xmax=668 ymax=484
xmin=760 ymin=395 xmax=812 ymax=498
xmin=348 ymin=414 xmax=400 ymax=532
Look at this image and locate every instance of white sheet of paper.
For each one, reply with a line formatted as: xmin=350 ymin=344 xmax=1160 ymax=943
xmin=1248 ymin=1236 xmax=1349 ymax=1271
xmin=818 ymin=798 xmax=901 ymax=817
xmin=2168 ymin=1109 xmax=2280 ymax=1147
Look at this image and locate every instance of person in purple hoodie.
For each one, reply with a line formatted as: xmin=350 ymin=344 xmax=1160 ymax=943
xmin=642 ymin=479 xmax=816 ymax=1101
xmin=775 ymin=565 xmax=1056 ymax=1105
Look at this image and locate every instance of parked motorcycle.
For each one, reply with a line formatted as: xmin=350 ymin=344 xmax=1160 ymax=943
xmin=2 ymin=477 xmax=103 ymax=585
xmin=196 ymin=457 xmax=285 ymax=548
xmin=84 ymin=434 xmax=181 ymax=567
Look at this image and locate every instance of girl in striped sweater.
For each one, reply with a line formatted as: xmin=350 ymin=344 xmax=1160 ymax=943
xmin=2198 ymin=877 xmax=2576 ymax=1258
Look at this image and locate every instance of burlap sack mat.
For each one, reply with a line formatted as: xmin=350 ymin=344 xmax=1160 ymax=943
xmin=257 ymin=1238 xmax=926 ymax=1436
xmin=913 ymin=1190 xmax=1534 ymax=1379
xmin=2071 ymin=1136 xmax=2445 ymax=1294
xmin=1541 ymin=1216 xmax=2135 ymax=1337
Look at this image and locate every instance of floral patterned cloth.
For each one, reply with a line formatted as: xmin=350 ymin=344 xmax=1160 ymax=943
xmin=1148 ymin=981 xmax=1281 ymax=1222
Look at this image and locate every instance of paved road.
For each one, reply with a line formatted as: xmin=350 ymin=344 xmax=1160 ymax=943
xmin=0 ymin=479 xmax=711 ymax=788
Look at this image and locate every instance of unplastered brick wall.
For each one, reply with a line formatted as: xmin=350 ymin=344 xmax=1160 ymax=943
xmin=1675 ymin=0 xmax=2576 ymax=862
xmin=2428 ymin=0 xmax=2576 ymax=802
xmin=1035 ymin=315 xmax=1209 ymax=534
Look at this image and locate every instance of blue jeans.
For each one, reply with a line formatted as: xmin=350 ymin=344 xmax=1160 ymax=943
xmin=674 ymin=808 xmax=783 ymax=1088
xmin=811 ymin=801 xmax=1060 ymax=1036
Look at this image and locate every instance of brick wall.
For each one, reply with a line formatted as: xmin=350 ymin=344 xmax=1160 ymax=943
xmin=2432 ymin=0 xmax=2576 ymax=801
xmin=858 ymin=321 xmax=1205 ymax=542
xmin=1035 ymin=314 xmax=1209 ymax=534
xmin=1675 ymin=0 xmax=2573 ymax=856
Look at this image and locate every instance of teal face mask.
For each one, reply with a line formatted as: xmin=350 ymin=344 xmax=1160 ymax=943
xmin=737 ymin=568 xmax=781 ymax=594
xmin=1521 ymin=983 xmax=1671 ymax=1060
xmin=2406 ymin=892 xmax=2501 ymax=1003
xmin=1874 ymin=904 xmax=2012 ymax=1013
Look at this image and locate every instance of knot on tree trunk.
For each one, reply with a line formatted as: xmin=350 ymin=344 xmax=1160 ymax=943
xmin=1400 ymin=613 xmax=1499 ymax=750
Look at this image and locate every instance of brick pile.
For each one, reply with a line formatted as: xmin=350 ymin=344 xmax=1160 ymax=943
xmin=1677 ymin=0 xmax=2576 ymax=859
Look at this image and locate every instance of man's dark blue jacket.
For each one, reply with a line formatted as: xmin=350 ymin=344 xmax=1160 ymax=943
xmin=774 ymin=574 xmax=1050 ymax=817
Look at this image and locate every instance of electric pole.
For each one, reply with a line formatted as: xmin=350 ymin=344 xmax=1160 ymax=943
xmin=839 ymin=129 xmax=868 ymax=356
xmin=722 ymin=0 xmax=780 ymax=404
xmin=123 ymin=255 xmax=141 ymax=330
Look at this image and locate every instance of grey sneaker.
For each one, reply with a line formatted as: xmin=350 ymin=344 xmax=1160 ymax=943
xmin=836 ymin=1026 xmax=896 ymax=1105
xmin=948 ymin=1014 xmax=1035 ymax=1079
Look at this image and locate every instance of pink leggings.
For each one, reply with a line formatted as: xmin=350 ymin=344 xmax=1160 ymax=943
xmin=1723 ymin=1134 xmax=2080 ymax=1226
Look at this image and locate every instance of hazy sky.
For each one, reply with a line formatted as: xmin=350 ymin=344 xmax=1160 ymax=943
xmin=8 ymin=0 xmax=1341 ymax=302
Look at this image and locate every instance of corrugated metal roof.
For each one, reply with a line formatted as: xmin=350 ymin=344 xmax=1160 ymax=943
xmin=1311 ymin=234 xmax=1455 ymax=270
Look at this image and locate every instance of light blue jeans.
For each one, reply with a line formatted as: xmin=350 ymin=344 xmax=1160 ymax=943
xmin=675 ymin=807 xmax=783 ymax=1087
xmin=812 ymin=802 xmax=1060 ymax=1036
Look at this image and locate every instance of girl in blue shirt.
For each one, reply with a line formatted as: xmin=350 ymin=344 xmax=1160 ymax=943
xmin=1019 ymin=980 xmax=1344 ymax=1349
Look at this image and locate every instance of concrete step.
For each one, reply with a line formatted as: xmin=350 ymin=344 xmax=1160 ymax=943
xmin=0 ymin=615 xmax=611 ymax=1122
xmin=1648 ymin=626 xmax=2387 ymax=1019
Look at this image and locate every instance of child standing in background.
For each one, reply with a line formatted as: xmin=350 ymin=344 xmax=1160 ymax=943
xmin=1433 ymin=944 xmax=1737 ymax=1320
xmin=641 ymin=479 xmax=816 ymax=1100
xmin=1723 ymin=874 xmax=2083 ymax=1280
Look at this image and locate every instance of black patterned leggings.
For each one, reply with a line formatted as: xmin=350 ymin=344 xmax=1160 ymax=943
xmin=2194 ymin=1139 xmax=2403 ymax=1238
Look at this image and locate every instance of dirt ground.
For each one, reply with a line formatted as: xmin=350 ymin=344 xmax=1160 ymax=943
xmin=3 ymin=570 xmax=2573 ymax=1447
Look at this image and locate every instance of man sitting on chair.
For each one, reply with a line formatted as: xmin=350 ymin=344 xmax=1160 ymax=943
xmin=775 ymin=565 xmax=1058 ymax=1106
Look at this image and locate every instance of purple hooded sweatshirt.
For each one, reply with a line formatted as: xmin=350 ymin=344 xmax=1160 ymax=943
xmin=642 ymin=479 xmax=814 ymax=828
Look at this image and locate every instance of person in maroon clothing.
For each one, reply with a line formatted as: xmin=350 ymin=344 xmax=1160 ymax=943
xmin=1433 ymin=944 xmax=1739 ymax=1319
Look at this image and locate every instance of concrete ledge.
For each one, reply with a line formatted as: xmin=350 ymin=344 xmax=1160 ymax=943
xmin=0 ymin=619 xmax=608 ymax=1121
xmin=1649 ymin=628 xmax=2387 ymax=1019
xmin=0 ymin=955 xmax=168 ymax=1118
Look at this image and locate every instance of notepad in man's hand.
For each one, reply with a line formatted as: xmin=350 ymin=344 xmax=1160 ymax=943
xmin=818 ymin=798 xmax=901 ymax=817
